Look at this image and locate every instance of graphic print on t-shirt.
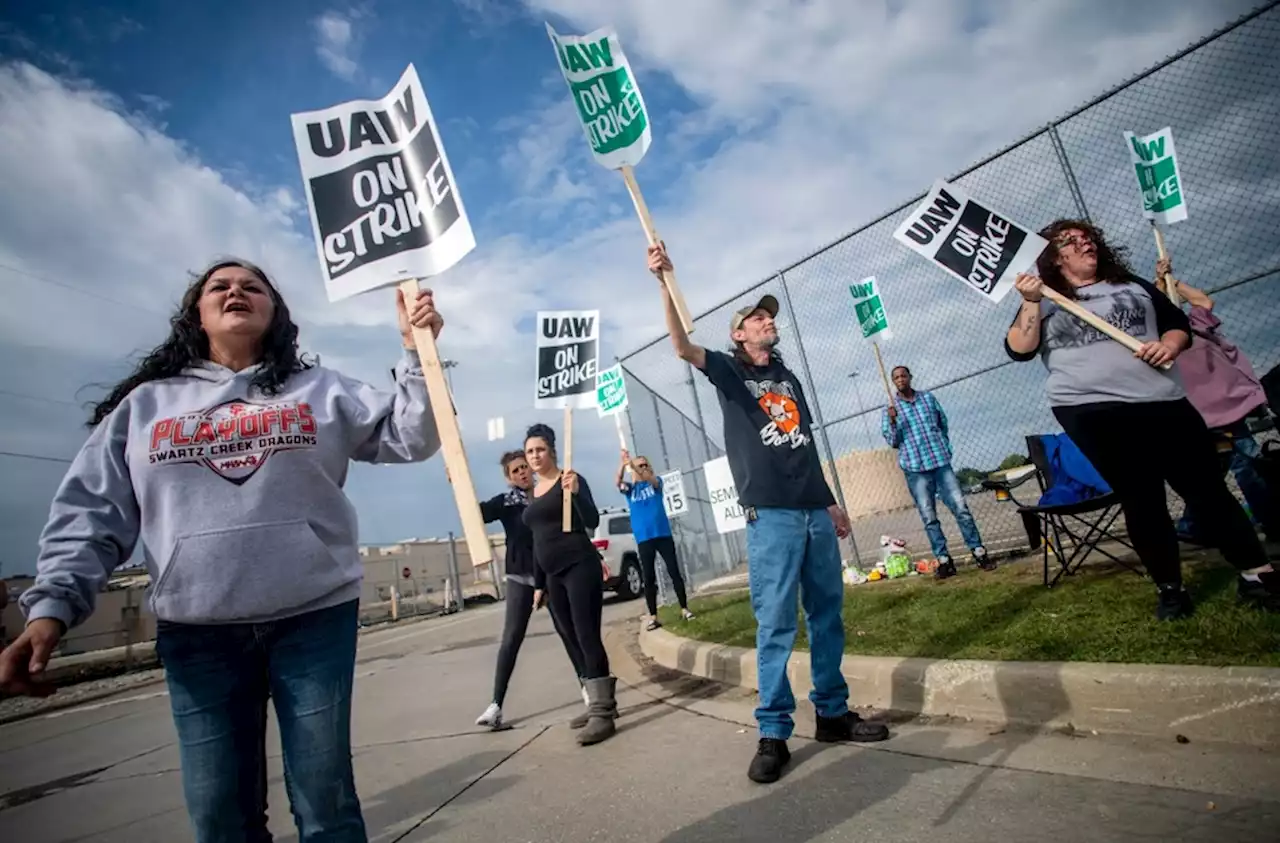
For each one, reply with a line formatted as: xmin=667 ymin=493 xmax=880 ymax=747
xmin=744 ymin=378 xmax=810 ymax=449
xmin=1045 ymin=289 xmax=1147 ymax=351
xmin=147 ymin=399 xmax=319 ymax=485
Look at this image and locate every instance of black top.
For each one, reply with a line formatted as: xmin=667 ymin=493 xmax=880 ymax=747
xmin=480 ymin=491 xmax=544 ymax=589
xmin=699 ymin=349 xmax=836 ymax=510
xmin=521 ymin=474 xmax=601 ymax=576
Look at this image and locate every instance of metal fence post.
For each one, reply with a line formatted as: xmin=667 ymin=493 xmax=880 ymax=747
xmin=776 ymin=270 xmax=861 ymax=564
xmin=1047 ymin=123 xmax=1092 ymax=222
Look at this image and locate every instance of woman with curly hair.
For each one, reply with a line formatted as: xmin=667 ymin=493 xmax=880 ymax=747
xmin=521 ymin=422 xmax=617 ymax=745
xmin=1005 ymin=220 xmax=1277 ymax=619
xmin=0 ymin=259 xmax=445 ymax=842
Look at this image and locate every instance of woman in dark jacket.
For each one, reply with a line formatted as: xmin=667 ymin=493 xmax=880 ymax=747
xmin=1005 ymin=219 xmax=1278 ymax=619
xmin=475 ymin=450 xmax=588 ymax=731
xmin=521 ymin=423 xmax=616 ymax=745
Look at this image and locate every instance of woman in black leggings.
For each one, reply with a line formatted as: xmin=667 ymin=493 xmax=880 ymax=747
xmin=1005 ymin=218 xmax=1278 ymax=619
xmin=476 ymin=450 xmax=589 ymax=731
xmin=522 ymin=423 xmax=617 ymax=745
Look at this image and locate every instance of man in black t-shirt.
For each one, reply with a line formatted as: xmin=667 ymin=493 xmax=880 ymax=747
xmin=647 ymin=244 xmax=890 ymax=785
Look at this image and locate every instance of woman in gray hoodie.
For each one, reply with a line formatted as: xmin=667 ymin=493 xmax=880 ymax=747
xmin=0 ymin=259 xmax=443 ymax=843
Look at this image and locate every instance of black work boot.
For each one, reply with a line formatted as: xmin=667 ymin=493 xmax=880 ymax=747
xmin=1156 ymin=583 xmax=1195 ymax=621
xmin=577 ymin=677 xmax=618 ymax=745
xmin=747 ymin=738 xmax=791 ymax=784
xmin=816 ymin=711 xmax=891 ymax=743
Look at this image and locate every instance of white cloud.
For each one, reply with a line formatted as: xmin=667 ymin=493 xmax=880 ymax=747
xmin=313 ymin=9 xmax=363 ymax=81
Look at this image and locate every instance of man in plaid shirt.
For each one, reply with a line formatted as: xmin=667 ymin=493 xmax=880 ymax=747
xmin=881 ymin=366 xmax=993 ymax=579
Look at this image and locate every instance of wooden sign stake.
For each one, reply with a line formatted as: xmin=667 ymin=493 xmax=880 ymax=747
xmin=1152 ymin=221 xmax=1179 ymax=306
xmin=398 ymin=278 xmax=493 ymax=566
xmin=872 ymin=341 xmax=895 ymax=404
xmin=620 ymin=165 xmax=695 ymax=335
xmin=562 ymin=406 xmax=574 ymax=532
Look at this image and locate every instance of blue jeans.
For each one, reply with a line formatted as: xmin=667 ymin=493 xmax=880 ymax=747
xmin=156 ymin=600 xmax=366 ymax=843
xmin=746 ymin=507 xmax=849 ymax=740
xmin=905 ymin=464 xmax=984 ymax=561
xmin=1177 ymin=428 xmax=1271 ymax=539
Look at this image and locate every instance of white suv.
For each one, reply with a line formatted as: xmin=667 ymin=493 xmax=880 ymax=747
xmin=593 ymin=507 xmax=642 ymax=600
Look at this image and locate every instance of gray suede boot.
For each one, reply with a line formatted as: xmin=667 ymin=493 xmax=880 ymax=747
xmin=569 ymin=683 xmax=590 ymax=730
xmin=576 ymin=677 xmax=618 ymax=745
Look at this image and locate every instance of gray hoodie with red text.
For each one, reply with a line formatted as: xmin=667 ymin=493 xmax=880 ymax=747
xmin=20 ymin=349 xmax=439 ymax=628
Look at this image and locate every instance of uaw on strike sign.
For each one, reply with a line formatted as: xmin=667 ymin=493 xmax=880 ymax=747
xmin=290 ymin=65 xmax=475 ymax=300
xmin=893 ymin=180 xmax=1047 ymax=304
xmin=535 ymin=310 xmax=600 ymax=410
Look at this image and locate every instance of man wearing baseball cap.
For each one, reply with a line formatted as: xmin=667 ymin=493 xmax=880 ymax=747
xmin=646 ymin=243 xmax=890 ymax=784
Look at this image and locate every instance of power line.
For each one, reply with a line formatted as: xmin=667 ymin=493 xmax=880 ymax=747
xmin=0 ymin=449 xmax=74 ymax=465
xmin=0 ymin=262 xmax=170 ymax=317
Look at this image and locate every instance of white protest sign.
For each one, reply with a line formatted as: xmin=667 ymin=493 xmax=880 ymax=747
xmin=660 ymin=470 xmax=687 ymax=519
xmin=703 ymin=456 xmax=745 ymax=534
xmin=290 ymin=65 xmax=475 ymax=301
xmin=848 ymin=276 xmax=891 ymax=341
xmin=535 ymin=310 xmax=600 ymax=410
xmin=547 ymin=24 xmax=651 ymax=170
xmin=892 ymin=180 xmax=1047 ymax=304
xmin=595 ymin=364 xmax=628 ymax=417
xmin=1124 ymin=127 xmax=1188 ymax=225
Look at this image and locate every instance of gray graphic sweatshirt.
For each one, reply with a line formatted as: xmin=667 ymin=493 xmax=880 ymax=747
xmin=20 ymin=349 xmax=439 ymax=628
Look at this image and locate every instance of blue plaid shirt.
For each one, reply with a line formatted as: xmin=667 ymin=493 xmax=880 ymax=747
xmin=881 ymin=390 xmax=953 ymax=473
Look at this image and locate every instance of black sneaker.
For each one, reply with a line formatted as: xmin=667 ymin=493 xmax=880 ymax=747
xmin=934 ymin=558 xmax=957 ymax=580
xmin=1238 ymin=573 xmax=1280 ymax=613
xmin=973 ymin=547 xmax=997 ymax=572
xmin=1156 ymin=585 xmax=1195 ymax=621
xmin=747 ymin=738 xmax=791 ymax=784
xmin=815 ymin=711 xmax=891 ymax=743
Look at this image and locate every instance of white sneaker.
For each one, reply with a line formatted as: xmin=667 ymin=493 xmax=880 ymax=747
xmin=476 ymin=702 xmax=503 ymax=729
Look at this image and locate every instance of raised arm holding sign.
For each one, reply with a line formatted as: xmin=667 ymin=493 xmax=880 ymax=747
xmin=290 ymin=64 xmax=493 ymax=566
xmin=546 ymin=24 xmax=695 ymax=336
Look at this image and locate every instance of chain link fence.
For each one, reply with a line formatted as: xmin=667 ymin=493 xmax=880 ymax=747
xmin=621 ymin=2 xmax=1280 ymax=597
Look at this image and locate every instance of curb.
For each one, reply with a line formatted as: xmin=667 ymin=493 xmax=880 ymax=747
xmin=639 ymin=626 xmax=1280 ymax=748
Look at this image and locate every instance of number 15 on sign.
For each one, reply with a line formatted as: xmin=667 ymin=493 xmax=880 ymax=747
xmin=661 ymin=470 xmax=687 ymax=518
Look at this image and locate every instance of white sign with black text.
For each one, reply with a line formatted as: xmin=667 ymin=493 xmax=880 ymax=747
xmin=535 ymin=310 xmax=601 ymax=410
xmin=290 ymin=65 xmax=476 ymax=301
xmin=703 ymin=456 xmax=745 ymax=534
xmin=660 ymin=470 xmax=687 ymax=519
xmin=892 ymin=179 xmax=1047 ymax=304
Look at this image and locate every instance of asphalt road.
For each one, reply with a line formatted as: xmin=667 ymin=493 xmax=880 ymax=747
xmin=2 ymin=595 xmax=1278 ymax=842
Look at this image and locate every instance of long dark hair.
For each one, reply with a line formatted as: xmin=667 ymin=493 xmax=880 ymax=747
xmin=1035 ymin=219 xmax=1135 ymax=300
xmin=87 ymin=259 xmax=312 ymax=426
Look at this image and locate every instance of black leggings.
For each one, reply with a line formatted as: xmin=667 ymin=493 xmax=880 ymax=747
xmin=545 ymin=558 xmax=609 ymax=680
xmin=493 ymin=579 xmax=584 ymax=706
xmin=1054 ymin=398 xmax=1268 ymax=586
xmin=639 ymin=535 xmax=688 ymax=615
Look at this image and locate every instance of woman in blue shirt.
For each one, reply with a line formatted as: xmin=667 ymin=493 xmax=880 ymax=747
xmin=616 ymin=449 xmax=694 ymax=630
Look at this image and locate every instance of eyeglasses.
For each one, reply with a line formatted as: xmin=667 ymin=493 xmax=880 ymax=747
xmin=635 ymin=463 xmax=650 ymax=470
xmin=1054 ymin=233 xmax=1093 ymax=251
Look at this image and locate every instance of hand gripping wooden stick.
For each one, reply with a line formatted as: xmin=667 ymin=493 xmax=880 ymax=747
xmin=398 ymin=279 xmax=493 ymax=566
xmin=621 ymin=165 xmax=696 ymax=335
xmin=1040 ymin=286 xmax=1172 ymax=371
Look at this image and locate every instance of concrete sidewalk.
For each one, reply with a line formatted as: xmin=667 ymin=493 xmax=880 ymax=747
xmin=2 ymin=599 xmax=1278 ymax=842
xmin=639 ymin=625 xmax=1280 ymax=748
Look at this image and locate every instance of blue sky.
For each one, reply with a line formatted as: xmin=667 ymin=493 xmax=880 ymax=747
xmin=0 ymin=0 xmax=1266 ymax=575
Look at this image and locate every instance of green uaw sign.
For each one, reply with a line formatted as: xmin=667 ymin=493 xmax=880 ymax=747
xmin=595 ymin=364 xmax=628 ymax=417
xmin=849 ymin=276 xmax=891 ymax=340
xmin=1124 ymin=127 xmax=1187 ymax=225
xmin=547 ymin=24 xmax=651 ymax=170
